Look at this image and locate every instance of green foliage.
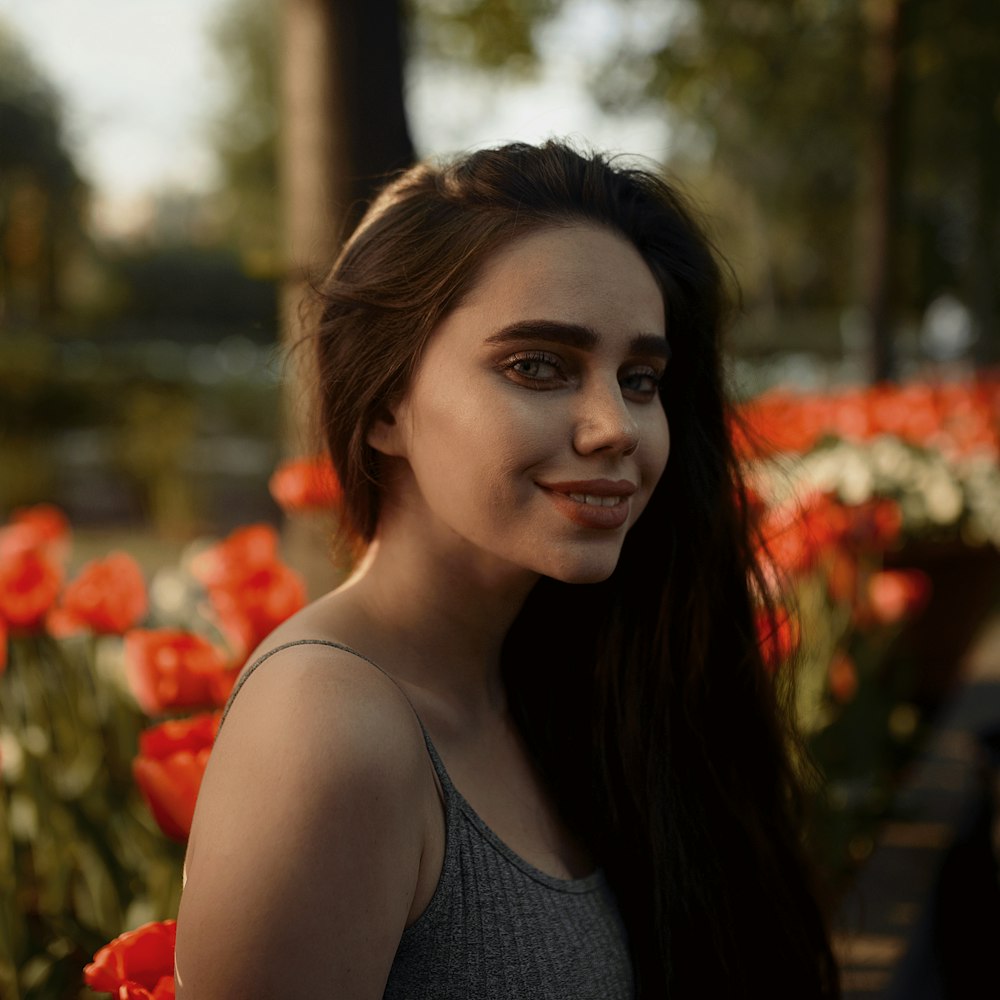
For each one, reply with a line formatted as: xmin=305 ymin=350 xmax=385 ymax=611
xmin=410 ymin=0 xmax=558 ymax=70
xmin=0 ymin=19 xmax=89 ymax=327
xmin=0 ymin=335 xmax=281 ymax=535
xmin=0 ymin=636 xmax=184 ymax=999
xmin=208 ymin=0 xmax=281 ymax=273
xmin=592 ymin=0 xmax=1000 ymax=329
xmin=202 ymin=0 xmax=1000 ymax=353
xmin=903 ymin=0 xmax=1000 ymax=348
xmin=108 ymin=244 xmax=277 ymax=338
xmin=204 ymin=0 xmax=562 ymax=271
xmin=0 ymin=23 xmax=79 ymax=192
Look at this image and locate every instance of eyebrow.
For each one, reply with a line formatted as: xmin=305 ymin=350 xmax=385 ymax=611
xmin=484 ymin=320 xmax=671 ymax=362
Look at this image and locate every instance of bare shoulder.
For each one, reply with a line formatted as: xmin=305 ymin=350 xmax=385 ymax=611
xmin=222 ymin=640 xmax=424 ymax=765
xmin=176 ymin=642 xmax=430 ymax=999
xmin=204 ymin=642 xmax=429 ymax=827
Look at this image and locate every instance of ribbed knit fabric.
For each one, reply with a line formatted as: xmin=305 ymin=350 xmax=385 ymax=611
xmin=221 ymin=639 xmax=635 ymax=999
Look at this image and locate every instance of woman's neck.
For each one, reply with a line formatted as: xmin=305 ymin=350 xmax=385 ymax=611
xmin=320 ymin=530 xmax=538 ymax=721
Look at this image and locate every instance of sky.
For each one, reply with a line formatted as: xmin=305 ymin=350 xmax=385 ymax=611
xmin=1 ymin=0 xmax=232 ymax=232
xmin=0 ymin=0 xmax=674 ymax=235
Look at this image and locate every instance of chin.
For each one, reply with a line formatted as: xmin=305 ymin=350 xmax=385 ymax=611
xmin=541 ymin=555 xmax=621 ymax=586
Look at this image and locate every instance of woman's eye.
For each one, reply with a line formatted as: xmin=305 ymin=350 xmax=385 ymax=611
xmin=621 ymin=369 xmax=663 ymax=397
xmin=503 ymin=353 xmax=563 ymax=383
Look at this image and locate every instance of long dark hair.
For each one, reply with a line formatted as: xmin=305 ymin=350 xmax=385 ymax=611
xmin=313 ymin=140 xmax=839 ymax=997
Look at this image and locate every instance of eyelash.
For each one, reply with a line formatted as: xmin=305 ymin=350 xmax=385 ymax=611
xmin=503 ymin=351 xmax=564 ymax=382
xmin=621 ymin=370 xmax=664 ymax=397
xmin=500 ymin=351 xmax=664 ymax=398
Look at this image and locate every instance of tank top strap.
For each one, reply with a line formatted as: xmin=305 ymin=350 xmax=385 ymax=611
xmin=219 ymin=637 xmax=457 ymax=797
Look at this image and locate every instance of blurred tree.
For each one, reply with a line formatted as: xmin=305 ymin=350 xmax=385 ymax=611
xmin=905 ymin=0 xmax=1000 ymax=365
xmin=210 ymin=0 xmax=282 ymax=277
xmin=207 ymin=0 xmax=1000 ymax=379
xmin=0 ymin=21 xmax=87 ymax=327
xmin=406 ymin=0 xmax=1000 ymax=378
xmin=587 ymin=0 xmax=1000 ymax=378
xmin=211 ymin=0 xmax=417 ymax=279
xmin=276 ymin=0 xmax=416 ymax=590
xmin=411 ymin=0 xmax=556 ymax=70
xmin=641 ymin=3 xmax=867 ymax=300
xmin=108 ymin=243 xmax=277 ymax=342
xmin=279 ymin=0 xmax=414 ymax=286
xmin=209 ymin=0 xmax=561 ymax=279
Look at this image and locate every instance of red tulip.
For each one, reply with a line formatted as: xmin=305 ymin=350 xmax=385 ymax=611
xmin=865 ymin=569 xmax=932 ymax=625
xmin=124 ymin=629 xmax=234 ymax=715
xmin=190 ymin=524 xmax=306 ymax=658
xmin=1 ymin=503 xmax=71 ymax=561
xmin=758 ymin=493 xmax=849 ymax=577
xmin=133 ymin=713 xmax=220 ymax=842
xmin=0 ymin=545 xmax=64 ymax=631
xmin=206 ymin=561 xmax=306 ymax=658
xmin=188 ymin=523 xmax=279 ymax=590
xmin=269 ymin=455 xmax=342 ymax=513
xmin=84 ymin=919 xmax=176 ymax=999
xmin=48 ymin=551 xmax=148 ymax=635
xmin=735 ymin=378 xmax=1000 ymax=459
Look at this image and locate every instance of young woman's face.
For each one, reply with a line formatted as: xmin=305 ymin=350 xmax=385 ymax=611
xmin=370 ymin=223 xmax=671 ymax=585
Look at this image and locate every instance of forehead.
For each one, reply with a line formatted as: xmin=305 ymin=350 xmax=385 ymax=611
xmin=448 ymin=223 xmax=666 ymax=340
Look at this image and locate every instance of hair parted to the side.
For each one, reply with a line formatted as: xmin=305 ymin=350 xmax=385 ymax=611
xmin=313 ymin=140 xmax=839 ymax=998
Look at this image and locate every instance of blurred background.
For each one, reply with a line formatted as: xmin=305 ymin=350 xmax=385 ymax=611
xmin=1 ymin=1 xmax=999 ymax=997
xmin=2 ymin=0 xmax=997 ymax=543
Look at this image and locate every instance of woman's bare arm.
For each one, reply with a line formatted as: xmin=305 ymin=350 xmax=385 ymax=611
xmin=174 ymin=647 xmax=430 ymax=999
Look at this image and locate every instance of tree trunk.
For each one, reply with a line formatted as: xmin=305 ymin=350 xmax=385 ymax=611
xmin=279 ymin=0 xmax=414 ymax=594
xmin=969 ymin=48 xmax=1000 ymax=366
xmin=863 ymin=0 xmax=908 ymax=383
xmin=326 ymin=0 xmax=416 ymax=232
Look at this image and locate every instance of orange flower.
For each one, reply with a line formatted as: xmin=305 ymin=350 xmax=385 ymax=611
xmin=864 ymin=569 xmax=932 ymax=625
xmin=133 ymin=713 xmax=220 ymax=841
xmin=756 ymin=606 xmax=798 ymax=671
xmin=48 ymin=551 xmax=148 ymax=635
xmin=84 ymin=919 xmax=176 ymax=999
xmin=190 ymin=525 xmax=306 ymax=658
xmin=124 ymin=629 xmax=234 ymax=715
xmin=188 ymin=523 xmax=279 ymax=589
xmin=206 ymin=562 xmax=306 ymax=658
xmin=758 ymin=493 xmax=849 ymax=577
xmin=0 ymin=545 xmax=64 ymax=630
xmin=1 ymin=503 xmax=71 ymax=561
xmin=269 ymin=455 xmax=342 ymax=513
xmin=736 ymin=377 xmax=1000 ymax=459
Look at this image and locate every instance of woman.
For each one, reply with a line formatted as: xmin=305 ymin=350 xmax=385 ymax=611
xmin=175 ymin=141 xmax=839 ymax=998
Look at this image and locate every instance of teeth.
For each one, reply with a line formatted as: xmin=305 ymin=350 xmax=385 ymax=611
xmin=567 ymin=493 xmax=624 ymax=507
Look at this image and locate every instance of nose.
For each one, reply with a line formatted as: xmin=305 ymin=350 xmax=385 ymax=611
xmin=572 ymin=379 xmax=640 ymax=457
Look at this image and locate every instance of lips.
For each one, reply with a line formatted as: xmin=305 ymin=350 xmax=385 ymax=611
xmin=538 ymin=479 xmax=636 ymax=530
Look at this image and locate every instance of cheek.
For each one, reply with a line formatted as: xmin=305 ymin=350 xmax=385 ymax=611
xmin=403 ymin=386 xmax=524 ymax=499
xmin=644 ymin=410 xmax=671 ymax=484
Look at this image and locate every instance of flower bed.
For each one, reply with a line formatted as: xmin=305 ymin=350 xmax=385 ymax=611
xmin=0 ymin=512 xmax=305 ymax=998
xmin=0 ymin=373 xmax=997 ymax=996
xmin=739 ymin=373 xmax=1000 ymax=885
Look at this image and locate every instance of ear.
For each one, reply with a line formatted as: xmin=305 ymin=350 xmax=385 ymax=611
xmin=366 ymin=407 xmax=407 ymax=457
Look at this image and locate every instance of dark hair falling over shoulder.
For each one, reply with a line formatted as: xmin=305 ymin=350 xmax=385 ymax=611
xmin=312 ymin=140 xmax=840 ymax=997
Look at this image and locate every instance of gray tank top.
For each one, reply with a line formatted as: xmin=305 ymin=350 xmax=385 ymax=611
xmin=220 ymin=639 xmax=635 ymax=1000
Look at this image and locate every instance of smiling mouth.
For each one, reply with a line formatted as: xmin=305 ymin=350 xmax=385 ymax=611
xmin=539 ymin=480 xmax=635 ymax=529
xmin=566 ymin=493 xmax=626 ymax=507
